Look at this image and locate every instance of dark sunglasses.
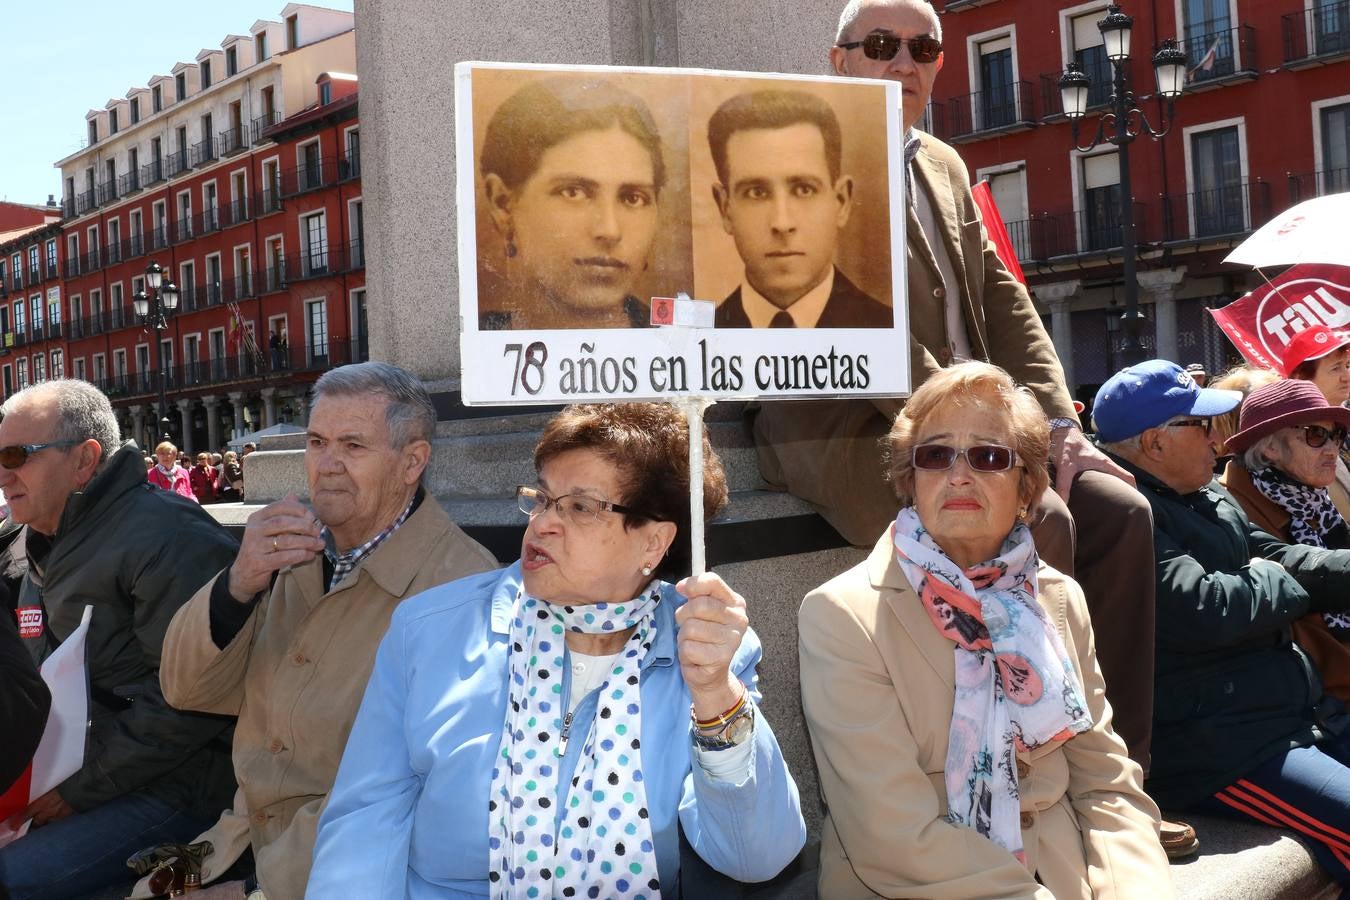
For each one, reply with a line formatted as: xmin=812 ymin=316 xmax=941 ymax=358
xmin=1299 ymin=424 xmax=1348 ymax=449
xmin=837 ymin=32 xmax=943 ymax=63
xmin=1164 ymin=417 xmax=1212 ymax=432
xmin=912 ymin=443 xmax=1019 ymax=472
xmin=0 ymin=440 xmax=82 ymax=470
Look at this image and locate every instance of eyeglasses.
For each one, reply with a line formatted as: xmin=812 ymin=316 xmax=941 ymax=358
xmin=516 ymin=485 xmax=647 ymax=525
xmin=836 ymin=32 xmax=943 ymax=63
xmin=0 ymin=440 xmax=82 ymax=470
xmin=1164 ymin=417 xmax=1212 ymax=432
xmin=912 ymin=443 xmax=1019 ymax=472
xmin=1298 ymin=424 xmax=1348 ymax=449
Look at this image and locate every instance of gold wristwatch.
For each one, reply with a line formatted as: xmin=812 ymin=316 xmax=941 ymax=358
xmin=691 ymin=693 xmax=755 ymax=751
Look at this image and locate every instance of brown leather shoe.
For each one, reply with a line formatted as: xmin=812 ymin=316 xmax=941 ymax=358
xmin=1161 ymin=818 xmax=1199 ymax=859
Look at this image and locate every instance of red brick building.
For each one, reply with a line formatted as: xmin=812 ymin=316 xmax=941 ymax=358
xmin=3 ymin=4 xmax=365 ymax=455
xmin=0 ymin=203 xmax=65 ymax=398
xmin=929 ymin=0 xmax=1350 ymax=400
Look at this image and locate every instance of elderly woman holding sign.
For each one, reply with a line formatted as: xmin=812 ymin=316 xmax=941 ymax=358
xmin=799 ymin=361 xmax=1171 ymax=899
xmin=308 ymin=402 xmax=804 ymax=898
xmin=478 ymin=78 xmax=666 ymax=331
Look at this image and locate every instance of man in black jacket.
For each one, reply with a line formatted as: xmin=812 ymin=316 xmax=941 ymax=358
xmin=0 ymin=380 xmax=239 ymax=900
xmin=1094 ymin=360 xmax=1350 ymax=889
xmin=0 ymin=596 xmax=48 ymax=795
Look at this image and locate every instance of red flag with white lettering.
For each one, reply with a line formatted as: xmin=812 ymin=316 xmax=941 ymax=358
xmin=972 ymin=180 xmax=1027 ymax=286
xmin=1208 ymin=264 xmax=1350 ymax=370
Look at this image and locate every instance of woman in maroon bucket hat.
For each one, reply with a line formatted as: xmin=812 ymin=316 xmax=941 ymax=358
xmin=1283 ymin=325 xmax=1350 ymax=520
xmin=1222 ymin=378 xmax=1350 ymax=702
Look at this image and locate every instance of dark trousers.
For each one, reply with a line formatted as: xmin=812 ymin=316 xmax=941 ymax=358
xmin=1195 ymin=729 xmax=1350 ymax=893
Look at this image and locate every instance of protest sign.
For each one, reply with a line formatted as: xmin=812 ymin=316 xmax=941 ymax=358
xmin=1208 ymin=264 xmax=1350 ymax=370
xmin=455 ymin=62 xmax=907 ymax=406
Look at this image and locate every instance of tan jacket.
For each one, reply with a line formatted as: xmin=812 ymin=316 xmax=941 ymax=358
xmin=145 ymin=496 xmax=497 ymax=900
xmin=753 ymin=133 xmax=1077 ymax=546
xmin=799 ymin=530 xmax=1171 ymax=899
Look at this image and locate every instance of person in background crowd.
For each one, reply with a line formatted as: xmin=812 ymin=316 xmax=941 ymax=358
xmin=242 ymin=442 xmax=257 ymax=457
xmin=1 ymin=594 xmax=49 ymax=795
xmin=143 ymin=455 xmax=154 ymax=471
xmin=309 ymin=402 xmax=805 ymax=897
xmin=148 ymin=441 xmax=196 ymax=502
xmin=216 ymin=451 xmax=242 ymax=504
xmin=1208 ymin=365 xmax=1280 ymax=457
xmin=800 ymin=362 xmax=1171 ymax=898
xmin=1285 ymin=325 xmax=1350 ymax=517
xmin=1093 ymin=360 xmax=1350 ymax=892
xmin=190 ymin=453 xmax=219 ymax=505
xmin=1220 ymin=379 xmax=1350 ymax=704
xmin=1184 ymin=362 xmax=1209 ymax=387
xmin=0 ymin=380 xmax=239 ymax=900
xmin=150 ymin=363 xmax=498 ymax=900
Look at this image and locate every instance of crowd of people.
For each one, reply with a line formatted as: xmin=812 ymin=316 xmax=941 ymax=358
xmin=1 ymin=0 xmax=1348 ymax=898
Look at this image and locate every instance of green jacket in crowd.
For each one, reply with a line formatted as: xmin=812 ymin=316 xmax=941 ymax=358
xmin=18 ymin=443 xmax=240 ymax=820
xmin=1111 ymin=456 xmax=1350 ymax=809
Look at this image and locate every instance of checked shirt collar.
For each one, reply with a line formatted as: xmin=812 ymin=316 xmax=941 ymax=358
xmin=321 ymin=489 xmax=420 ymax=591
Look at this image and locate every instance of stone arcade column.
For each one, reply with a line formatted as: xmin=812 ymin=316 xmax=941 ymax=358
xmin=1139 ymin=267 xmax=1187 ymax=366
xmin=203 ymin=394 xmax=222 ymax=453
xmin=1036 ymin=280 xmax=1083 ymax=394
xmin=261 ymin=387 xmax=278 ymax=428
xmin=176 ymin=399 xmax=195 ymax=456
xmin=129 ymin=404 xmax=146 ymax=450
xmin=228 ymin=392 xmax=246 ymax=439
xmin=294 ymin=391 xmax=310 ymax=427
xmin=355 ymin=0 xmax=836 ymax=386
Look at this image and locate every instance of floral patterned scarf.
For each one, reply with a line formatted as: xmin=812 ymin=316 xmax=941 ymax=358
xmin=891 ymin=507 xmax=1092 ymax=863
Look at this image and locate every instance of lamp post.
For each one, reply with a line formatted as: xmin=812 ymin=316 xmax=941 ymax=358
xmin=1058 ymin=5 xmax=1186 ymax=367
xmin=132 ymin=261 xmax=180 ymax=443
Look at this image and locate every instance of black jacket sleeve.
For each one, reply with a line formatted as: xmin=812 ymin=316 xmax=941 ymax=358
xmin=1 ymin=606 xmax=50 ymax=793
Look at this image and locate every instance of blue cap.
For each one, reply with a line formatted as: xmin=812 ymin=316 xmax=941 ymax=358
xmin=1092 ymin=359 xmax=1242 ymax=442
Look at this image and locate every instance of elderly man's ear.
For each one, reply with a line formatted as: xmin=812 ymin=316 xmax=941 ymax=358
xmin=399 ymin=439 xmax=433 ymax=487
xmin=75 ymin=440 xmax=103 ymax=487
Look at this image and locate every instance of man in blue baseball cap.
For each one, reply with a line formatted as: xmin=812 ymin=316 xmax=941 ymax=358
xmin=1094 ymin=359 xmax=1350 ymax=887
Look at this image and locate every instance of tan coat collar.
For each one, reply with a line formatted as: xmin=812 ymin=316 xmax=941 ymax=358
xmin=317 ymin=492 xmax=454 ymax=603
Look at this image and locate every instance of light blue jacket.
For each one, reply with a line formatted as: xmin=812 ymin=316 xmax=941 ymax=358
xmin=307 ymin=563 xmax=805 ymax=898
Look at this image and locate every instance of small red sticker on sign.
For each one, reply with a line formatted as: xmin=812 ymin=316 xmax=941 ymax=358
xmin=650 ymin=297 xmax=675 ymax=326
xmin=16 ymin=606 xmax=43 ymax=640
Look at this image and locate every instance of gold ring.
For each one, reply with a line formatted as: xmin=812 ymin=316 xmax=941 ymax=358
xmin=272 ymin=538 xmax=279 ymax=552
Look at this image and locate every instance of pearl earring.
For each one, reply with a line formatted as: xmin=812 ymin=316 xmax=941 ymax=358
xmin=641 ymin=565 xmax=653 ymax=577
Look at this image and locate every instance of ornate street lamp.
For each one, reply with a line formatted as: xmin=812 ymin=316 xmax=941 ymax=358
xmin=133 ymin=261 xmax=180 ymax=442
xmin=1058 ymin=5 xmax=1185 ymax=366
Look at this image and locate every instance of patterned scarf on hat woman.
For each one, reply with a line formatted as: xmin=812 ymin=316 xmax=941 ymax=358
xmin=891 ymin=506 xmax=1092 ymax=863
xmin=489 ymin=586 xmax=663 ymax=899
xmin=1250 ymin=464 xmax=1350 ymax=636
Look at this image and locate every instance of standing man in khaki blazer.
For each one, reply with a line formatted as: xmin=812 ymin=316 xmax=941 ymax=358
xmin=147 ymin=363 xmax=498 ymax=900
xmin=755 ymin=0 xmax=1190 ymax=854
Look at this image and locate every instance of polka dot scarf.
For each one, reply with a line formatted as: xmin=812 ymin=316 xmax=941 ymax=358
xmin=489 ymin=587 xmax=663 ymax=899
xmin=892 ymin=507 xmax=1091 ymax=864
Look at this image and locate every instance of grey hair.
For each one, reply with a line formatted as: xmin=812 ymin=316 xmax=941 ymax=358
xmin=836 ymin=0 xmax=942 ymax=44
xmin=0 ymin=380 xmax=122 ymax=471
xmin=1241 ymin=432 xmax=1286 ymax=474
xmin=312 ymin=361 xmax=436 ymax=449
xmin=1097 ymin=433 xmax=1143 ymax=456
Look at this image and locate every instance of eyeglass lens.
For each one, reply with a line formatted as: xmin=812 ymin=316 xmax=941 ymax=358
xmin=518 ymin=487 xmax=603 ymax=522
xmin=1303 ymin=425 xmax=1348 ymax=448
xmin=0 ymin=446 xmax=30 ymax=469
xmin=862 ymin=32 xmax=942 ymax=63
xmin=913 ymin=444 xmax=1015 ymax=472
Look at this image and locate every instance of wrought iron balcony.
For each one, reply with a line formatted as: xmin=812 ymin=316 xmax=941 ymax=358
xmin=1288 ymin=167 xmax=1350 ymax=204
xmin=27 ymin=266 xmax=41 ymax=285
xmin=174 ymin=217 xmax=194 ymax=244
xmin=251 ymin=111 xmax=280 ymax=145
xmin=1166 ymin=23 xmax=1258 ymax=89
xmin=932 ymin=81 xmax=1037 ymax=143
xmin=1160 ymin=179 xmax=1272 ymax=241
xmin=104 ymin=241 xmax=122 ymax=265
xmin=76 ymin=189 xmax=97 ymax=215
xmin=150 ymin=225 xmax=170 ymax=251
xmin=339 ymin=148 xmax=361 ymax=181
xmin=61 ymin=197 xmax=76 ymax=219
xmin=217 ymin=126 xmax=248 ymax=157
xmin=280 ymin=158 xmax=337 ymax=197
xmin=223 ymin=274 xmax=258 ymax=304
xmin=165 ymin=150 xmax=189 ymax=178
xmin=190 ymin=138 xmax=217 ymax=168
xmin=257 ymin=188 xmax=284 ymax=216
xmin=221 ymin=197 xmax=251 ymax=228
xmin=118 ymin=171 xmax=142 ymax=196
xmin=141 ymin=159 xmax=165 ymax=186
xmin=1283 ymin=1 xmax=1350 ymax=65
xmin=96 ymin=179 xmax=119 ymax=206
xmin=1039 ymin=61 xmax=1111 ymax=120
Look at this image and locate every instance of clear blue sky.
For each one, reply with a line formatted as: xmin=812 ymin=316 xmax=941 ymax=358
xmin=0 ymin=0 xmax=355 ymax=204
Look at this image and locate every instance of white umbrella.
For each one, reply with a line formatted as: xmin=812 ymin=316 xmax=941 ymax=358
xmin=1224 ymin=191 xmax=1350 ymax=269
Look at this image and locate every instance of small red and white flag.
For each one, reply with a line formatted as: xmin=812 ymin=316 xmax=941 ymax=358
xmin=972 ymin=180 xmax=1027 ymax=286
xmin=0 ymin=605 xmax=92 ymax=847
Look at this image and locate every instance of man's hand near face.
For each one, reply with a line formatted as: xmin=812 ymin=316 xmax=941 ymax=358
xmin=228 ymin=495 xmax=325 ymax=603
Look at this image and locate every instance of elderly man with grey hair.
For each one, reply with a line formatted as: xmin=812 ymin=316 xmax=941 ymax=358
xmin=0 ymin=380 xmax=239 ymax=900
xmin=150 ymin=361 xmax=497 ymax=900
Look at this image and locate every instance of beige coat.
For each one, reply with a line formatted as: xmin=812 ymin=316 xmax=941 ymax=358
xmin=799 ymin=530 xmax=1172 ymax=899
xmin=144 ymin=496 xmax=497 ymax=900
xmin=752 ymin=133 xmax=1077 ymax=546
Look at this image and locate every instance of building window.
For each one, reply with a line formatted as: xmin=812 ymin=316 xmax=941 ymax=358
xmin=104 ymin=285 xmax=115 ymax=324
xmin=13 ymin=301 xmax=24 ymax=336
xmin=307 ymin=299 xmax=328 ymax=363
xmin=320 ymin=81 xmax=332 ymax=105
xmin=977 ymin=35 xmax=1017 ymax=129
xmin=45 ymin=240 xmax=56 ymax=277
xmin=95 ymin=354 xmax=106 ymax=385
xmin=302 ymin=212 xmax=328 ymax=275
xmin=201 ymin=60 xmax=212 ymax=89
xmin=88 ymin=119 xmax=98 ymax=145
xmin=152 ymin=84 xmax=162 ymax=112
xmin=33 ymin=353 xmax=46 ymax=383
xmin=286 ymin=14 xmax=299 ymax=50
xmin=176 ymin=72 xmax=187 ymax=101
xmin=352 ymin=288 xmax=368 ymax=361
xmin=256 ymin=31 xmax=269 ymax=61
xmin=1182 ymin=0 xmax=1235 ymax=83
xmin=226 ymin=46 xmax=238 ymax=76
xmin=180 ymin=261 xmax=197 ymax=308
xmin=1081 ymin=152 xmax=1121 ymax=250
xmin=1190 ymin=124 xmax=1245 ymax=236
xmin=130 ymin=97 xmax=140 ymax=124
xmin=74 ymin=357 xmax=85 ymax=381
xmin=30 ymin=297 xmax=42 ymax=336
xmin=109 ymin=108 xmax=119 ymax=134
xmin=1067 ymin=7 xmax=1111 ymax=108
xmin=51 ymin=349 xmax=63 ymax=381
xmin=301 ymin=141 xmax=322 ymax=190
xmin=108 ymin=219 xmax=121 ymax=263
xmin=3 ymin=366 xmax=12 ymax=398
xmin=1320 ymin=101 xmax=1350 ymax=194
xmin=17 ymin=358 xmax=27 ymax=390
xmin=27 ymin=247 xmax=39 ymax=282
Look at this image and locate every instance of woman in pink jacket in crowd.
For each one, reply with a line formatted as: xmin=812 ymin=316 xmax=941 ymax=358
xmin=146 ymin=441 xmax=196 ymax=502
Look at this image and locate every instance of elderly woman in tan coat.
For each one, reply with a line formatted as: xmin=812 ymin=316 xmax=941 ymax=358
xmin=799 ymin=361 xmax=1172 ymax=899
